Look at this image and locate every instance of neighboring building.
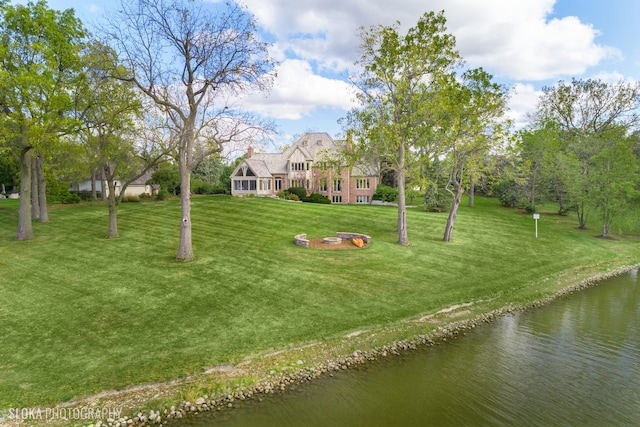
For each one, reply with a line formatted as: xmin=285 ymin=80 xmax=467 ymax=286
xmin=70 ymin=170 xmax=156 ymax=197
xmin=230 ymin=132 xmax=379 ymax=204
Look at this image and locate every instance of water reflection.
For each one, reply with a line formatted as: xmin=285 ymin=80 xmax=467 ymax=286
xmin=180 ymin=269 xmax=640 ymax=426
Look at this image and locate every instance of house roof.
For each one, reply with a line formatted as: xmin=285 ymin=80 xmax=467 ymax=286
xmin=249 ymin=152 xmax=288 ymax=174
xmin=232 ymin=132 xmax=376 ymax=178
xmin=244 ymin=158 xmax=272 ymax=178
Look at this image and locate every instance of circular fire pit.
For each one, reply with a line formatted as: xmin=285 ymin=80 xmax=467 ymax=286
xmin=294 ymin=232 xmax=371 ymax=250
xmin=322 ymin=236 xmax=343 ymax=245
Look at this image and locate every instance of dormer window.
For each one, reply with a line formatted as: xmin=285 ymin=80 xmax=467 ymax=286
xmin=302 ymin=140 xmax=308 ymax=146
xmin=316 ymin=140 xmax=322 ymax=146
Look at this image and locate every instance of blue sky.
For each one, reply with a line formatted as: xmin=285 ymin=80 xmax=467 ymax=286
xmin=12 ymin=0 xmax=640 ymax=152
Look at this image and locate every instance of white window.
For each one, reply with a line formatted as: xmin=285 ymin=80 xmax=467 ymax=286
xmin=275 ymin=178 xmax=282 ymax=191
xmin=234 ymin=180 xmax=256 ymax=191
xmin=332 ymin=195 xmax=342 ymax=204
xmin=356 ymin=195 xmax=369 ymax=204
xmin=356 ymin=178 xmax=370 ymax=189
xmin=319 ymin=179 xmax=328 ymax=192
xmin=333 ymin=179 xmax=342 ymax=192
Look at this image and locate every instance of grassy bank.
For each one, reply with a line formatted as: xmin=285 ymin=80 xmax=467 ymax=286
xmin=0 ymin=195 xmax=637 ymax=412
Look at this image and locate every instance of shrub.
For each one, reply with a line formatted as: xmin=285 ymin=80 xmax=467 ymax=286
xmin=155 ymin=189 xmax=170 ymax=201
xmin=191 ymin=178 xmax=215 ymax=195
xmin=305 ymin=193 xmax=331 ymax=204
xmin=373 ymin=184 xmax=398 ymax=202
xmin=123 ymin=195 xmax=140 ymax=203
xmin=139 ymin=193 xmax=152 ymax=200
xmin=492 ymin=179 xmax=526 ymax=208
xmin=284 ymin=186 xmax=307 ymax=200
xmin=61 ymin=193 xmax=81 ymax=204
xmin=423 ymin=183 xmax=451 ymax=212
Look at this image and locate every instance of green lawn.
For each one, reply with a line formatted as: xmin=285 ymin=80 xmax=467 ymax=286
xmin=0 ymin=195 xmax=637 ymax=408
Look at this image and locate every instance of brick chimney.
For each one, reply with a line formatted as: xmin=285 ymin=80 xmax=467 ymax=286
xmin=247 ymin=146 xmax=254 ymax=158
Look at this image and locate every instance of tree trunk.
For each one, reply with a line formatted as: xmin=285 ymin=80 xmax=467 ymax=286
xmin=31 ymin=155 xmax=40 ymax=220
xmin=104 ymin=165 xmax=120 ymax=238
xmin=577 ymin=201 xmax=587 ymax=229
xmin=37 ymin=155 xmax=48 ymax=222
xmin=468 ymin=174 xmax=475 ymax=207
xmin=107 ymin=190 xmax=119 ymax=238
xmin=443 ymin=184 xmax=464 ymax=242
xmin=16 ymin=147 xmax=34 ymax=240
xmin=91 ymin=169 xmax=98 ymax=201
xmin=396 ymin=143 xmax=408 ymax=246
xmin=602 ymin=223 xmax=609 ymax=238
xmin=177 ymin=153 xmax=194 ymax=260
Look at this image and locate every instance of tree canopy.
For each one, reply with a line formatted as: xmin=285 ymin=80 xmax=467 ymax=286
xmin=0 ymin=0 xmax=86 ymax=239
xmin=345 ymin=11 xmax=461 ymax=245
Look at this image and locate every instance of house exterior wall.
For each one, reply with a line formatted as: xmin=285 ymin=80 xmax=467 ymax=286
xmin=287 ymin=148 xmax=313 ymax=190
xmin=230 ymin=133 xmax=378 ymax=204
xmin=71 ymin=180 xmax=152 ymax=197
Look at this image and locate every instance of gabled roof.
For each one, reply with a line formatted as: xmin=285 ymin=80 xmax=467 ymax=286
xmin=231 ymin=158 xmax=273 ymax=178
xmin=249 ymin=152 xmax=288 ymax=174
xmin=283 ymin=132 xmax=340 ymax=161
xmin=244 ymin=158 xmax=272 ymax=178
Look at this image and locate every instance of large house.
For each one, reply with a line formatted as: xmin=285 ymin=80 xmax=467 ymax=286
xmin=231 ymin=132 xmax=379 ymax=204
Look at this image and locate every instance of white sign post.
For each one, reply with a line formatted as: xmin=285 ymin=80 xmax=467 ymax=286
xmin=533 ymin=213 xmax=540 ymax=238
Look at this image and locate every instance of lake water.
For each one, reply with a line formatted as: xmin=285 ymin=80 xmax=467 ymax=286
xmin=179 ymin=269 xmax=640 ymax=426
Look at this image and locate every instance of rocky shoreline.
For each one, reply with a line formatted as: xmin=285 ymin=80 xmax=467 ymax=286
xmin=3 ymin=263 xmax=638 ymax=427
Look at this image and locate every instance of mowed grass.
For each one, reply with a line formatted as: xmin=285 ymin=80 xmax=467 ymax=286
xmin=0 ymin=195 xmax=637 ymax=408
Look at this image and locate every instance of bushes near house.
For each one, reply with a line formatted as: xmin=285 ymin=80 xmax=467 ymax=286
xmin=284 ymin=186 xmax=307 ymax=200
xmin=373 ymin=184 xmax=398 ymax=202
xmin=280 ymin=187 xmax=331 ymax=204
xmin=305 ymin=193 xmax=331 ymax=204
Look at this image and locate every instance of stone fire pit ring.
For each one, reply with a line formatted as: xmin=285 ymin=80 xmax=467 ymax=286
xmin=294 ymin=232 xmax=371 ymax=249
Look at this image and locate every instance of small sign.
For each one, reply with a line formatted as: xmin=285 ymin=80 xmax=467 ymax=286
xmin=533 ymin=213 xmax=540 ymax=220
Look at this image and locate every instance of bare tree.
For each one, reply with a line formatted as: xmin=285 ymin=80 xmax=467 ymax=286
xmin=104 ymin=0 xmax=276 ymax=260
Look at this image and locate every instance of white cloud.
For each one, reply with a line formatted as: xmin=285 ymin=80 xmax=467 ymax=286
xmin=240 ymin=59 xmax=356 ymax=120
xmin=245 ymin=0 xmax=618 ymax=81
xmin=239 ymin=0 xmax=624 ymax=130
xmin=507 ymin=83 xmax=541 ymax=129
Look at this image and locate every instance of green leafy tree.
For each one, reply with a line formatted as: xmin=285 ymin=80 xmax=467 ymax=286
xmin=536 ymin=78 xmax=640 ymax=228
xmin=149 ymin=163 xmax=180 ymax=196
xmin=436 ymin=68 xmax=509 ymax=241
xmin=344 ymin=11 xmax=461 ymax=245
xmin=78 ymin=41 xmax=165 ymax=238
xmin=105 ymin=0 xmax=276 ymax=260
xmin=588 ymin=129 xmax=638 ymax=237
xmin=0 ymin=0 xmax=85 ymax=239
